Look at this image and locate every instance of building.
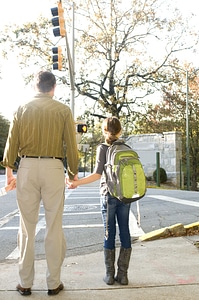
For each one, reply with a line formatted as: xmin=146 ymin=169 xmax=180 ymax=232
xmin=125 ymin=131 xmax=182 ymax=188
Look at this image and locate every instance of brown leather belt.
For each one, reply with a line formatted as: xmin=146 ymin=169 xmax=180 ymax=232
xmin=22 ymin=156 xmax=63 ymax=160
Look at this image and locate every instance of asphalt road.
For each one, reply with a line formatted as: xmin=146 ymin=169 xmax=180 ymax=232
xmin=134 ymin=188 xmax=199 ymax=232
xmin=0 ymin=175 xmax=199 ymax=262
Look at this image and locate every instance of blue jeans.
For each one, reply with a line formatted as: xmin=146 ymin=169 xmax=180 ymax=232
xmin=101 ymin=193 xmax=131 ymax=250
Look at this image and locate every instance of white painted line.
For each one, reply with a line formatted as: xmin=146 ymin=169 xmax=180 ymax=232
xmin=0 ymin=209 xmax=18 ymax=227
xmin=63 ymin=224 xmax=103 ymax=228
xmin=65 ymin=196 xmax=100 ymax=199
xmin=9 ymin=212 xmax=102 ymax=217
xmin=2 ymin=221 xmax=143 ymax=232
xmin=63 ymin=212 xmax=101 ymax=215
xmin=0 ymin=227 xmax=19 ymax=230
xmin=2 ymin=224 xmax=104 ymax=231
xmin=65 ymin=189 xmax=74 ymax=197
xmin=74 ymin=191 xmax=99 ymax=193
xmin=6 ymin=247 xmax=19 ymax=260
xmin=64 ymin=203 xmax=100 ymax=207
xmin=148 ymin=195 xmax=199 ymax=207
xmin=6 ymin=246 xmax=17 ymax=259
xmin=129 ymin=210 xmax=145 ymax=237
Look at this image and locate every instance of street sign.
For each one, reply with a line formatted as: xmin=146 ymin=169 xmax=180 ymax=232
xmin=78 ymin=144 xmax=90 ymax=152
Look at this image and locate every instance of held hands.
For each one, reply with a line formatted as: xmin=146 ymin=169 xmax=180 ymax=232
xmin=65 ymin=174 xmax=78 ymax=189
xmin=66 ymin=179 xmax=78 ymax=189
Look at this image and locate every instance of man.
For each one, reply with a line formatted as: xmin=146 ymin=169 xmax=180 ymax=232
xmin=1 ymin=70 xmax=79 ymax=296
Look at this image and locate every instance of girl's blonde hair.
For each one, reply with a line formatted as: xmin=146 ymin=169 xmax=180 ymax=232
xmin=102 ymin=117 xmax=122 ymax=145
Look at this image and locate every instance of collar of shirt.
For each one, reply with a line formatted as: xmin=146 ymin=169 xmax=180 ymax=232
xmin=34 ymin=93 xmax=54 ymax=100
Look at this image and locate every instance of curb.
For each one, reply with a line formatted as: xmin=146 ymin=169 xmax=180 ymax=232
xmin=139 ymin=221 xmax=199 ymax=241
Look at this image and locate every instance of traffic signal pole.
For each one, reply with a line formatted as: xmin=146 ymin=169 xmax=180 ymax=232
xmin=51 ymin=0 xmax=75 ymax=117
xmin=65 ymin=32 xmax=75 ymax=117
xmin=70 ymin=2 xmax=75 ymax=117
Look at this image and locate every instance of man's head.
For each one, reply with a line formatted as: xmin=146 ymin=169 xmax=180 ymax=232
xmin=34 ymin=71 xmax=56 ymax=94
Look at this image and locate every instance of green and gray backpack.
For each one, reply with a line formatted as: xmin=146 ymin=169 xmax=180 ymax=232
xmin=104 ymin=140 xmax=146 ymax=204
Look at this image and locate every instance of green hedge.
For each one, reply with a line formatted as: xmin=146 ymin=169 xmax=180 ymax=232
xmin=153 ymin=168 xmax=167 ymax=183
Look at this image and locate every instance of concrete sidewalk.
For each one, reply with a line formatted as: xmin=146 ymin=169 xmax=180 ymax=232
xmin=0 ymin=236 xmax=199 ymax=299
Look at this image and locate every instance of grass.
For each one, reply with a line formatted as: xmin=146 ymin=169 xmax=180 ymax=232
xmin=146 ymin=180 xmax=178 ymax=190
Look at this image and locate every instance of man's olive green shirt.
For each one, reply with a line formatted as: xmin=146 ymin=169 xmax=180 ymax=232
xmin=2 ymin=93 xmax=79 ymax=179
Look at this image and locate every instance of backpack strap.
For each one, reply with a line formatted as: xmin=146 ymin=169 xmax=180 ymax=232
xmin=100 ymin=143 xmax=112 ymax=240
xmin=112 ymin=139 xmax=131 ymax=149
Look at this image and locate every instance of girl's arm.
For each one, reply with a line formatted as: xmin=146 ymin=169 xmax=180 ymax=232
xmin=67 ymin=173 xmax=101 ymax=188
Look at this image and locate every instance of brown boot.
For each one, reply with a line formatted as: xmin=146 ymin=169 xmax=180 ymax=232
xmin=103 ymin=248 xmax=115 ymax=285
xmin=115 ymin=247 xmax=132 ymax=285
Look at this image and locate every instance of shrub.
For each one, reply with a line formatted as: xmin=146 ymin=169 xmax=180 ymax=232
xmin=153 ymin=168 xmax=167 ymax=183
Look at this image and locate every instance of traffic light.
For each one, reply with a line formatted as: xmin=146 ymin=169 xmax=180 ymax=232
xmin=52 ymin=46 xmax=63 ymax=70
xmin=77 ymin=124 xmax=88 ymax=133
xmin=51 ymin=1 xmax=66 ymax=37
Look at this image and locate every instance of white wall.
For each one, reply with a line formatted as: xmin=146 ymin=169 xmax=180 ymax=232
xmin=125 ymin=132 xmax=182 ymax=188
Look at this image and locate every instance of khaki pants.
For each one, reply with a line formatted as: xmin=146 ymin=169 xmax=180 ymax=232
xmin=16 ymin=157 xmax=66 ymax=289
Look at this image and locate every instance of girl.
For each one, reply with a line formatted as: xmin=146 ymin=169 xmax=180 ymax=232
xmin=67 ymin=117 xmax=132 ymax=285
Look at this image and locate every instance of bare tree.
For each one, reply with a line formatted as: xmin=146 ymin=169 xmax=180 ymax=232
xmin=0 ymin=0 xmax=197 ymax=120
xmin=73 ymin=0 xmax=197 ymax=118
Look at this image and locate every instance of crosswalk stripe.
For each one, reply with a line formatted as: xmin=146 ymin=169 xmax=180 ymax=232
xmin=148 ymin=195 xmax=199 ymax=207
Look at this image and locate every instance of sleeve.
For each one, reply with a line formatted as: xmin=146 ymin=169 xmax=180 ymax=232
xmin=94 ymin=144 xmax=108 ymax=175
xmin=1 ymin=112 xmax=19 ymax=169
xmin=63 ymin=108 xmax=79 ymax=179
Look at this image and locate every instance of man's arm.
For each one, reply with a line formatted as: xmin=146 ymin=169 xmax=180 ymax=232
xmin=64 ymin=109 xmax=79 ymax=180
xmin=1 ymin=112 xmax=19 ymax=170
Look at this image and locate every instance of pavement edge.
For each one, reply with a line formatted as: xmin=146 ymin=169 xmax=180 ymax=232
xmin=139 ymin=221 xmax=199 ymax=241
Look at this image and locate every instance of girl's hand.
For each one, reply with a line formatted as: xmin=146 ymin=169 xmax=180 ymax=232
xmin=5 ymin=178 xmax=16 ymax=192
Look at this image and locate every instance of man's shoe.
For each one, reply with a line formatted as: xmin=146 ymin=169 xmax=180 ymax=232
xmin=16 ymin=284 xmax=31 ymax=296
xmin=48 ymin=282 xmax=64 ymax=296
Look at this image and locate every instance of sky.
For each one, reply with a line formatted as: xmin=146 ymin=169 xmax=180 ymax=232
xmin=0 ymin=0 xmax=198 ymax=121
xmin=0 ymin=0 xmax=54 ymax=26
xmin=0 ymin=0 xmax=57 ymax=120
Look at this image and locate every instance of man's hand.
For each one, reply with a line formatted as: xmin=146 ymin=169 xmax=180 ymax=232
xmin=5 ymin=178 xmax=16 ymax=192
xmin=6 ymin=167 xmax=15 ymax=185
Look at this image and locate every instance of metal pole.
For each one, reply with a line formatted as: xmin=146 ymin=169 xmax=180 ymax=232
xmin=84 ymin=150 xmax=86 ymax=177
xmin=71 ymin=2 xmax=75 ymax=117
xmin=186 ymin=71 xmax=190 ymax=190
xmin=64 ymin=1 xmax=75 ymax=117
xmin=91 ymin=119 xmax=94 ymax=173
xmin=180 ymin=159 xmax=182 ymax=189
xmin=156 ymin=152 xmax=160 ymax=187
xmin=72 ymin=2 xmax=75 ymax=73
